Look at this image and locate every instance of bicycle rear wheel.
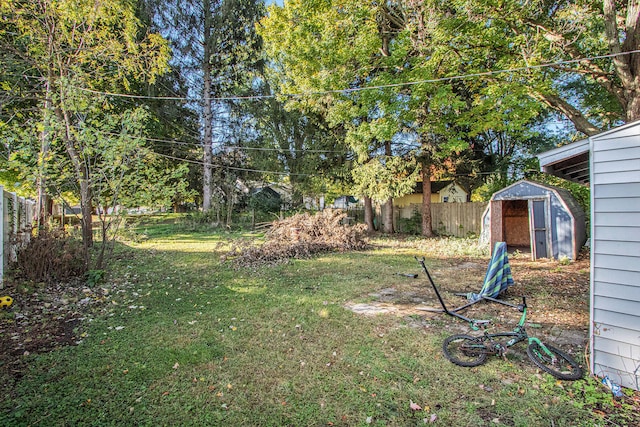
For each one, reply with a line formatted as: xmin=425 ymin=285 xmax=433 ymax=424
xmin=526 ymin=341 xmax=583 ymax=380
xmin=443 ymin=334 xmax=488 ymax=367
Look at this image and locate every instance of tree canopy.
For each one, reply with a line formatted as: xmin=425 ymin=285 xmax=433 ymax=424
xmin=2 ymin=0 xmax=638 ymax=241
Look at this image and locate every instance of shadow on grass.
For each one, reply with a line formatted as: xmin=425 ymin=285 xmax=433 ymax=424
xmin=1 ymin=231 xmax=628 ymax=427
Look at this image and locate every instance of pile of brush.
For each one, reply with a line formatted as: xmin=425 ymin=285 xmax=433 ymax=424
xmin=224 ymin=209 xmax=368 ymax=268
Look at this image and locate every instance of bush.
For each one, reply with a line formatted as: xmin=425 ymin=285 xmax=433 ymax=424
xmin=224 ymin=209 xmax=368 ymax=267
xmin=10 ymin=228 xmax=87 ymax=284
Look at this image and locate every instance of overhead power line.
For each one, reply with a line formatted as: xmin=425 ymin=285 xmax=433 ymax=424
xmin=68 ymin=50 xmax=640 ymax=102
xmin=154 ymin=152 xmax=312 ymax=176
xmin=96 ymin=130 xmax=348 ymax=154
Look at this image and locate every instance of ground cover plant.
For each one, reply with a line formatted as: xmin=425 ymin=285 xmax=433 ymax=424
xmin=1 ymin=218 xmax=639 ymax=426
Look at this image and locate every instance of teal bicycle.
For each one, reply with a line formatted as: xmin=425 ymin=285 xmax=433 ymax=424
xmin=442 ymin=296 xmax=584 ymax=380
xmin=415 ymin=256 xmax=583 ymax=380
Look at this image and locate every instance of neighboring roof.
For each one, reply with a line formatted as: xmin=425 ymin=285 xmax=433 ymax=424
xmin=251 ymin=186 xmax=281 ymax=198
xmin=537 ymin=138 xmax=590 ymax=185
xmin=411 ymin=180 xmax=469 ymax=194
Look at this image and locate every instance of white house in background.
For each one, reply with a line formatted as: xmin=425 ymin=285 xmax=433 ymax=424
xmin=538 ymin=120 xmax=640 ymax=391
xmin=332 ymin=195 xmax=358 ymax=209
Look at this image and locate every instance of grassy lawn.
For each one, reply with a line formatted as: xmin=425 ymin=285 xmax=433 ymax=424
xmin=1 ymin=223 xmax=636 ymax=426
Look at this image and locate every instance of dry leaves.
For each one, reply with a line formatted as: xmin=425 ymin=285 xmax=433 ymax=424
xmin=224 ymin=210 xmax=368 ymax=268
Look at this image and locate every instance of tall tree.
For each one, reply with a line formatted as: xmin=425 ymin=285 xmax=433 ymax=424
xmin=1 ymin=0 xmax=171 ymax=262
xmin=243 ymin=90 xmax=351 ymax=209
xmin=423 ymin=0 xmax=640 ymax=135
xmin=259 ymin=1 xmax=418 ymax=233
xmin=153 ymin=0 xmax=265 ymax=212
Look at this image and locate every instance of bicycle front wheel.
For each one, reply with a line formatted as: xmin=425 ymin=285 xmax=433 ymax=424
xmin=526 ymin=341 xmax=583 ymax=380
xmin=443 ymin=334 xmax=488 ymax=367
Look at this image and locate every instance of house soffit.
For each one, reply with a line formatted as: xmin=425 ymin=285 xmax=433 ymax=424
xmin=537 ymin=139 xmax=590 ymax=185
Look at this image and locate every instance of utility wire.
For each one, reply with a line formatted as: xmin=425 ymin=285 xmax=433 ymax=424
xmin=95 ymin=130 xmax=349 ymax=153
xmin=154 ymin=152 xmax=312 ymax=176
xmin=66 ymin=50 xmax=640 ymax=101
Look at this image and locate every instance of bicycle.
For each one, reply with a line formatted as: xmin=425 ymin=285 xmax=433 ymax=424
xmin=414 ymin=256 xmax=583 ymax=380
xmin=442 ymin=296 xmax=584 ymax=380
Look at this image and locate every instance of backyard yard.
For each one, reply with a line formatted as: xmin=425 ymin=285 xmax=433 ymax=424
xmin=1 ymin=221 xmax=638 ymax=426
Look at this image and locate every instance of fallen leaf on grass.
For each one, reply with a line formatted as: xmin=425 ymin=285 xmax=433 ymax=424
xmin=423 ymin=414 xmax=437 ymax=423
xmin=410 ymin=400 xmax=422 ymax=411
xmin=173 ymin=362 xmax=180 ymax=369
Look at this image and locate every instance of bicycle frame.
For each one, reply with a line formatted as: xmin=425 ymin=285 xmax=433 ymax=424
xmin=470 ymin=297 xmax=558 ymax=361
xmin=442 ymin=297 xmax=583 ymax=379
xmin=416 ymin=256 xmax=562 ymax=363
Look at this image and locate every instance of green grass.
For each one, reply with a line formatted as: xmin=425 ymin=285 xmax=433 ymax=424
xmin=0 ymin=224 xmax=626 ymax=426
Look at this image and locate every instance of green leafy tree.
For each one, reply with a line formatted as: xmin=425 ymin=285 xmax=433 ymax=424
xmin=243 ymin=92 xmax=350 ymax=209
xmin=419 ymin=0 xmax=640 ymax=135
xmin=259 ymin=1 xmax=416 ymax=232
xmin=259 ymin=1 xmax=545 ymax=234
xmin=152 ymin=0 xmax=266 ymax=212
xmin=1 ymin=0 xmax=172 ymax=267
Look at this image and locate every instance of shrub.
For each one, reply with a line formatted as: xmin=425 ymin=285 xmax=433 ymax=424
xmin=10 ymin=228 xmax=87 ymax=284
xmin=224 ymin=209 xmax=368 ymax=267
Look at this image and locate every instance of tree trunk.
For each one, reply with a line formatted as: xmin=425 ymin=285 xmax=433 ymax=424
xmin=225 ymin=185 xmax=234 ymax=228
xmin=37 ymin=31 xmax=56 ymax=232
xmin=202 ymin=0 xmax=214 ymax=211
xmin=382 ymin=140 xmax=394 ymax=233
xmin=535 ymin=92 xmax=601 ymax=136
xmin=603 ymin=0 xmax=640 ymax=123
xmin=421 ymin=161 xmax=435 ymax=237
xmin=37 ymin=76 xmax=52 ymax=231
xmin=364 ymin=195 xmax=375 ymax=232
xmin=56 ymin=105 xmax=93 ymax=261
xmin=382 ymin=198 xmax=394 ymax=233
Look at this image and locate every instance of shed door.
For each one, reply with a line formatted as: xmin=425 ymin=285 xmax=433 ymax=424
xmin=530 ymin=199 xmax=548 ymax=259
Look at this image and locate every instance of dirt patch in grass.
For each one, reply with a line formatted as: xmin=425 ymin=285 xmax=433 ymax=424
xmin=346 ymin=252 xmax=591 ymax=349
xmin=0 ymin=279 xmax=112 ymax=388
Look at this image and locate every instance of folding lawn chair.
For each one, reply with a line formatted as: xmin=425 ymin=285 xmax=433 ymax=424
xmin=415 ymin=242 xmax=519 ymax=325
xmin=452 ymin=241 xmax=517 ymax=311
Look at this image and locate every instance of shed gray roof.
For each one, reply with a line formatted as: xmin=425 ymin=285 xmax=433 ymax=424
xmin=491 ymin=180 xmax=585 ymax=222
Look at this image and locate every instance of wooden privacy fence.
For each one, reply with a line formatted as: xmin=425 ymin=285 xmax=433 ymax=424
xmin=425 ymin=202 xmax=488 ymax=237
xmin=0 ymin=186 xmax=36 ymax=286
xmin=347 ymin=201 xmax=488 ymax=237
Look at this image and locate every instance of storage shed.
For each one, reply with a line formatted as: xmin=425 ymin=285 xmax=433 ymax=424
xmin=538 ymin=120 xmax=640 ymax=391
xmin=481 ymin=180 xmax=586 ymax=260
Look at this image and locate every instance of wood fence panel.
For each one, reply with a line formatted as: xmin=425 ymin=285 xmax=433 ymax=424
xmin=393 ymin=202 xmax=488 ymax=236
xmin=430 ymin=202 xmax=488 ymax=237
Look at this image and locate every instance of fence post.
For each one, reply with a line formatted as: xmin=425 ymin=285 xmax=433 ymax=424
xmin=0 ymin=187 xmax=4 ymax=287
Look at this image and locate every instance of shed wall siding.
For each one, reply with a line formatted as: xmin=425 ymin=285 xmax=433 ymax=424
xmin=591 ymin=124 xmax=640 ymax=390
